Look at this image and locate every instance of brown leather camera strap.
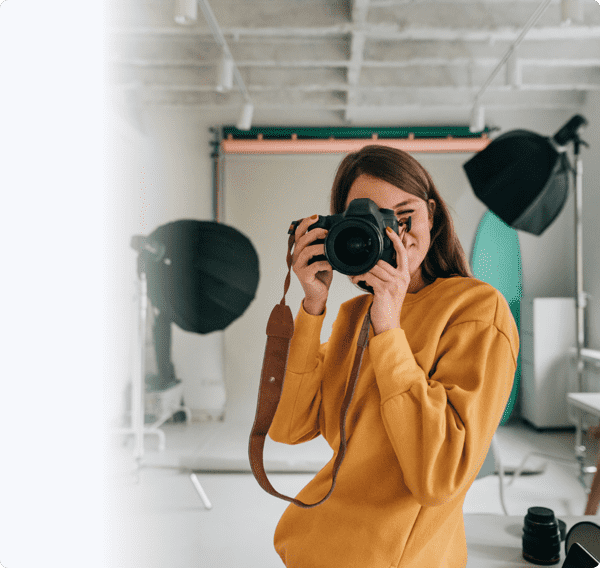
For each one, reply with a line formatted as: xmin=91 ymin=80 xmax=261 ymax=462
xmin=248 ymin=228 xmax=372 ymax=508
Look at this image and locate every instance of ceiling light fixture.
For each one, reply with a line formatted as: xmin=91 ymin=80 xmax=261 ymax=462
xmin=470 ymin=103 xmax=485 ymax=133
xmin=174 ymin=0 xmax=197 ymax=25
xmin=237 ymin=103 xmax=254 ymax=131
xmin=561 ymin=0 xmax=583 ymax=24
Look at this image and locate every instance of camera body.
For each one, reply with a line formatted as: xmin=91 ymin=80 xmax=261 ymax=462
xmin=289 ymin=198 xmax=411 ymax=293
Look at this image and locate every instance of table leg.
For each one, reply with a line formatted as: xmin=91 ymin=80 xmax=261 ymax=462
xmin=584 ymin=455 xmax=600 ymax=515
xmin=583 ymin=422 xmax=600 ymax=514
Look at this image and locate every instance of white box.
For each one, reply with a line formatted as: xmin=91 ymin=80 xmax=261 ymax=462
xmin=520 ymin=297 xmax=576 ymax=429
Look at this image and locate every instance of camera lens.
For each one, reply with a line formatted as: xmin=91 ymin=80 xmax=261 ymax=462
xmin=345 ymin=235 xmax=369 ymax=256
xmin=333 ymin=227 xmax=374 ymax=267
xmin=522 ymin=507 xmax=561 ymax=565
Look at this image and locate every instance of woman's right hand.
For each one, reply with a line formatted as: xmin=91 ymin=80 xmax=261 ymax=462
xmin=292 ymin=215 xmax=333 ymax=310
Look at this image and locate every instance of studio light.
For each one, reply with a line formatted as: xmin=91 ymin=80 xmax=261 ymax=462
xmin=463 ymin=115 xmax=590 ymax=456
xmin=216 ymin=54 xmax=234 ymax=92
xmin=463 ymin=114 xmax=591 ymax=500
xmin=237 ymin=102 xmax=254 ymax=131
xmin=141 ymin=220 xmax=260 ymax=334
xmin=174 ymin=0 xmax=197 ymax=24
xmin=125 ymin=220 xmax=260 ymax=484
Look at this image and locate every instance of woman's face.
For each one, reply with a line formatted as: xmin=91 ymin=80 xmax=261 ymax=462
xmin=344 ymin=173 xmax=436 ymax=294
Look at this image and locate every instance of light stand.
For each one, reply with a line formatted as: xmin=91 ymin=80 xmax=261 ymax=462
xmin=505 ymin=122 xmax=594 ymax=494
xmin=117 ymin=236 xmax=192 ymax=480
xmin=463 ymin=114 xmax=592 ymax=501
xmin=560 ymin=120 xmax=592 ymax=486
xmin=119 ymin=219 xmax=260 ymax=510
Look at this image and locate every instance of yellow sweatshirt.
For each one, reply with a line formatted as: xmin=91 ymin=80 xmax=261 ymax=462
xmin=268 ymin=276 xmax=519 ymax=568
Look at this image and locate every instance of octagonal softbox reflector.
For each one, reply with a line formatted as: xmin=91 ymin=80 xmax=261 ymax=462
xmin=463 ymin=129 xmax=570 ymax=236
xmin=141 ymin=220 xmax=260 ymax=334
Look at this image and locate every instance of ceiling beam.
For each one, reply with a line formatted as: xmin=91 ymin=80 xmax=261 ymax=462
xmin=143 ymin=103 xmax=584 ymax=112
xmin=108 ymin=25 xmax=600 ymax=41
xmin=112 ymin=57 xmax=600 ymax=69
xmin=114 ymin=84 xmax=594 ymax=98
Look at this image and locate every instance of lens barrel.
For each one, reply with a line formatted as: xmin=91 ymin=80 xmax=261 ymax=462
xmin=522 ymin=507 xmax=561 ymax=565
xmin=325 ymin=219 xmax=383 ymax=276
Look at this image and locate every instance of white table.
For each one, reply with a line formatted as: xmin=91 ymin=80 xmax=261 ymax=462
xmin=567 ymin=393 xmax=600 ymax=418
xmin=465 ymin=514 xmax=597 ymax=567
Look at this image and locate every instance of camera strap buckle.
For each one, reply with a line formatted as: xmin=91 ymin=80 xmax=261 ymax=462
xmin=249 ymin=230 xmax=372 ymax=508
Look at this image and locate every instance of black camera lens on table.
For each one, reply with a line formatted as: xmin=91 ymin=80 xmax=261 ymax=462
xmin=521 ymin=506 xmax=600 ymax=566
xmin=522 ymin=507 xmax=563 ymax=565
xmin=289 ymin=198 xmax=411 ymax=294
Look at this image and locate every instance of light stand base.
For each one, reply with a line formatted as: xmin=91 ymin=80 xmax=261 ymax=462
xmin=190 ymin=473 xmax=213 ymax=509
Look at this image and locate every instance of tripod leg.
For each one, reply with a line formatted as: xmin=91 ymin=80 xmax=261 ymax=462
xmin=190 ymin=473 xmax=213 ymax=510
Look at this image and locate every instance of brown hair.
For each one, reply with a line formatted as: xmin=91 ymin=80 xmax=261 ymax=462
xmin=330 ymin=145 xmax=474 ymax=283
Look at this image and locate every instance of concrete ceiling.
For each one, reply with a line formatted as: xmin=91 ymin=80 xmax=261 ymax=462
xmin=107 ymin=0 xmax=600 ymax=128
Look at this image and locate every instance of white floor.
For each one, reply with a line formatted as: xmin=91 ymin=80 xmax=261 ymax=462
xmin=106 ymin=415 xmax=600 ymax=568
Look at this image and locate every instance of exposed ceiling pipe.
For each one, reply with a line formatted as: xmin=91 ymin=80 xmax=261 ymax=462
xmin=469 ymin=0 xmax=554 ymax=132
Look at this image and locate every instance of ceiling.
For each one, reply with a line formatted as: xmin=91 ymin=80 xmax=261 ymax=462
xmin=107 ymin=0 xmax=600 ymax=129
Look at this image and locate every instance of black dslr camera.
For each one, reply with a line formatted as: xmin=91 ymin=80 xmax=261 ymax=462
xmin=289 ymin=198 xmax=411 ymax=293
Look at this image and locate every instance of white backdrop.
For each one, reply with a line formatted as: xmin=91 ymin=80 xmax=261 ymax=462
xmin=220 ymin=149 xmax=576 ymax=424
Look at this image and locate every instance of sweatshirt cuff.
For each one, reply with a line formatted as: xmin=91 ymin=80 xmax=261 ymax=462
xmin=286 ymin=300 xmax=327 ymax=373
xmin=369 ymin=327 xmax=421 ymax=403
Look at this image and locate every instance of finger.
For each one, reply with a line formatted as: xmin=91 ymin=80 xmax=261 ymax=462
xmin=351 ymin=273 xmax=372 ymax=288
xmin=300 ymin=215 xmax=319 ymax=236
xmin=387 ymin=225 xmax=406 ymax=242
xmin=352 ymin=265 xmax=383 ymax=283
xmin=298 ymin=240 xmax=326 ymax=266
xmin=300 ymin=229 xmax=328 ymax=255
xmin=387 ymin=226 xmax=408 ymax=256
xmin=375 ymin=259 xmax=397 ymax=277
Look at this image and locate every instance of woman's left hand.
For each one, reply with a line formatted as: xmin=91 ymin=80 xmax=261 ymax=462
xmin=350 ymin=226 xmax=411 ymax=336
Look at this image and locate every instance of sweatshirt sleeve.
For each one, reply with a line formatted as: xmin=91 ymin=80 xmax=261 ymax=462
xmin=370 ymin=294 xmax=518 ymax=507
xmin=268 ymin=299 xmax=328 ymax=445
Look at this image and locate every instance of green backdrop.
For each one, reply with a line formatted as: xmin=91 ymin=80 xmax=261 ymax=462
xmin=471 ymin=210 xmax=523 ymax=426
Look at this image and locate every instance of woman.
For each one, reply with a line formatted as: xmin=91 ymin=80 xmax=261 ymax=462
xmin=268 ymin=145 xmax=519 ymax=568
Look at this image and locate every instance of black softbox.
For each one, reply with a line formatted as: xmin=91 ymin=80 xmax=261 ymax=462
xmin=463 ymin=129 xmax=570 ymax=236
xmin=139 ymin=219 xmax=260 ymax=335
